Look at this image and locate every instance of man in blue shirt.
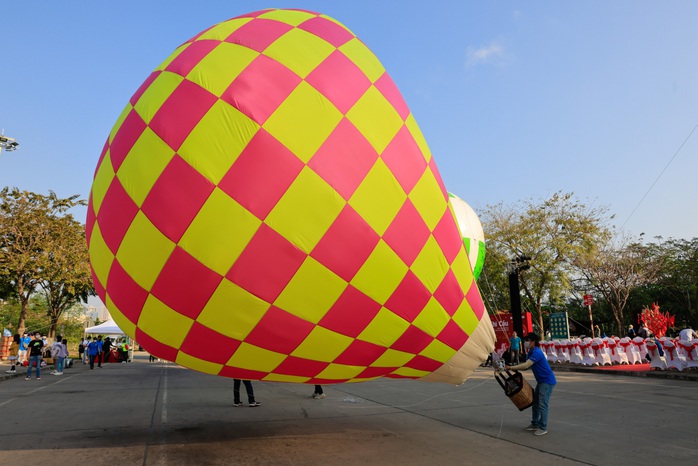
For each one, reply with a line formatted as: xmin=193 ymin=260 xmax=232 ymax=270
xmin=509 ymin=331 xmax=522 ymax=364
xmin=506 ymin=332 xmax=556 ymax=436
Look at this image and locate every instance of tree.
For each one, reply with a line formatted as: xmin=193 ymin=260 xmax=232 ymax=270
xmin=575 ymin=238 xmax=663 ymax=335
xmin=0 ymin=188 xmax=85 ymax=334
xmin=654 ymin=238 xmax=698 ymax=328
xmin=40 ymin=214 xmax=95 ymax=338
xmin=481 ymin=192 xmax=611 ymax=337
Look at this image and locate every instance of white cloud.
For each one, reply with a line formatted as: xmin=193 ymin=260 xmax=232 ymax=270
xmin=466 ymin=42 xmax=504 ymax=66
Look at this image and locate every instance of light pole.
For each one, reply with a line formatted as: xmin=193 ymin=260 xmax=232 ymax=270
xmin=0 ymin=132 xmax=20 ymax=157
xmin=508 ymin=255 xmax=531 ymax=337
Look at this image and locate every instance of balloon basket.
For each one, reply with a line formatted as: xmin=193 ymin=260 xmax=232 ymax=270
xmin=495 ymin=370 xmax=533 ymax=411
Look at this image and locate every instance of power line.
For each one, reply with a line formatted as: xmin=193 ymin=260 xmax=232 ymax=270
xmin=620 ymin=122 xmax=698 ymax=231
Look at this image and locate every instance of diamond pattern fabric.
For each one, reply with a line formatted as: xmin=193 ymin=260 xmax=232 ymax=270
xmin=87 ymin=8 xmax=495 ymax=385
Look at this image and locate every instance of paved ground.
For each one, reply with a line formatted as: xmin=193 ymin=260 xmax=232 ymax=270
xmin=1 ymin=354 xmax=696 ymax=465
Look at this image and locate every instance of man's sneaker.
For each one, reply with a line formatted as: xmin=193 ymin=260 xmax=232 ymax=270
xmin=312 ymin=393 xmax=326 ymax=399
xmin=36 ymin=377 xmax=41 ymax=380
xmin=5 ymin=370 xmax=14 ymax=374
xmin=249 ymin=401 xmax=261 ymax=407
xmin=55 ymin=372 xmax=63 ymax=375
xmin=533 ymin=429 xmax=548 ymax=436
xmin=523 ymin=424 xmax=538 ymax=431
xmin=25 ymin=377 xmax=30 ymax=380
xmin=233 ymin=402 xmax=243 ymax=407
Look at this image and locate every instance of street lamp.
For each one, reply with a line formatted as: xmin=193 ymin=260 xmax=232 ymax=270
xmin=508 ymin=254 xmax=531 ymax=337
xmin=0 ymin=133 xmax=20 ymax=157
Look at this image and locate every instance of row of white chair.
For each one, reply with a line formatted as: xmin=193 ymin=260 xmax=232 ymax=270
xmin=537 ymin=337 xmax=698 ymax=371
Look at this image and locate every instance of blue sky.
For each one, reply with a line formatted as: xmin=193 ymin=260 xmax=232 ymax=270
xmin=1 ymin=1 xmax=697 ymax=241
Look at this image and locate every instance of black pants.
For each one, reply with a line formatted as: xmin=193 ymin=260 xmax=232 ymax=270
xmin=89 ymin=354 xmax=97 ymax=369
xmin=314 ymin=385 xmax=323 ymax=395
xmin=233 ymin=379 xmax=255 ymax=403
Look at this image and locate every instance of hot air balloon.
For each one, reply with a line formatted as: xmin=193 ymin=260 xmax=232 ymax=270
xmin=448 ymin=193 xmax=486 ymax=280
xmin=86 ymin=8 xmax=495 ymax=385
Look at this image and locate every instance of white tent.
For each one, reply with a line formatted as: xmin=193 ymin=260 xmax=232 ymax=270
xmin=84 ymin=319 xmax=125 ymax=335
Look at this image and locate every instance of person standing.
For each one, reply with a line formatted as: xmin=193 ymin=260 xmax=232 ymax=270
xmin=509 ymin=331 xmax=522 ymax=365
xmin=233 ymin=379 xmax=260 ymax=407
xmin=310 ymin=385 xmax=326 ymax=399
xmin=103 ymin=336 xmax=112 ymax=363
xmin=506 ymin=332 xmax=556 ymax=436
xmin=87 ymin=337 xmax=100 ymax=369
xmin=5 ymin=334 xmax=20 ymax=373
xmin=82 ymin=336 xmax=91 ymax=364
xmin=627 ymin=325 xmax=636 ymax=339
xmin=50 ymin=335 xmax=63 ymax=375
xmin=53 ymin=339 xmax=68 ymax=375
xmin=18 ymin=332 xmax=30 ymax=366
xmin=95 ymin=335 xmax=104 ymax=368
xmin=25 ymin=332 xmax=44 ymax=380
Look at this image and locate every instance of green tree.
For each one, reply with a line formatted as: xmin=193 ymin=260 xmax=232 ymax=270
xmin=41 ymin=214 xmax=95 ymax=338
xmin=481 ymin=192 xmax=611 ymax=337
xmin=0 ymin=188 xmax=85 ymax=334
xmin=574 ymin=238 xmax=663 ymax=335
xmin=654 ymin=238 xmax=698 ymax=327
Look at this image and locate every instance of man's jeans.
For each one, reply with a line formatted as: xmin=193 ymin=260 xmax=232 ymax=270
xmin=26 ymin=355 xmax=42 ymax=378
xmin=531 ymin=382 xmax=554 ymax=431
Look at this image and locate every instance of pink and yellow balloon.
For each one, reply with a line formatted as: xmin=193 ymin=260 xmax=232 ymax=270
xmin=86 ymin=8 xmax=495 ymax=385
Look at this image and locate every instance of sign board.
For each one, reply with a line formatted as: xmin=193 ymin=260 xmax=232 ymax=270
xmin=583 ymin=294 xmax=593 ymax=307
xmin=490 ymin=312 xmax=534 ymax=351
xmin=549 ymin=311 xmax=570 ymax=340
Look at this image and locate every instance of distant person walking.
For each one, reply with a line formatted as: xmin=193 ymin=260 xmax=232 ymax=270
xmin=5 ymin=334 xmax=20 ymax=374
xmin=25 ymin=332 xmax=44 ymax=380
xmin=87 ymin=337 xmax=101 ymax=369
xmin=18 ymin=332 xmax=30 ymax=365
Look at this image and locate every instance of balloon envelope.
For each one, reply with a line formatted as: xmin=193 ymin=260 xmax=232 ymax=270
xmin=448 ymin=193 xmax=486 ymax=280
xmin=87 ymin=8 xmax=495 ymax=385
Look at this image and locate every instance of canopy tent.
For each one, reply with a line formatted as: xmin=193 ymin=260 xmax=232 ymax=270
xmin=84 ymin=319 xmax=125 ymax=335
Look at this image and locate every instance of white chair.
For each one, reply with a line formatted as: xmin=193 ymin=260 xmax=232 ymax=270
xmin=542 ymin=341 xmax=558 ymax=362
xmin=591 ymin=338 xmax=612 ymax=366
xmin=619 ymin=337 xmax=642 ymax=364
xmin=580 ymin=338 xmax=595 ymax=366
xmin=607 ymin=338 xmax=628 ymax=365
xmin=645 ymin=340 xmax=667 ymax=370
xmin=678 ymin=340 xmax=698 ymax=371
xmin=553 ymin=340 xmax=569 ymax=363
xmin=662 ymin=339 xmax=685 ymax=371
xmin=632 ymin=337 xmax=648 ymax=361
xmin=568 ymin=339 xmax=583 ymax=364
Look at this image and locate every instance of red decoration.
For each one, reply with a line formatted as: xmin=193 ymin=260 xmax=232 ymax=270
xmin=638 ymin=303 xmax=675 ymax=338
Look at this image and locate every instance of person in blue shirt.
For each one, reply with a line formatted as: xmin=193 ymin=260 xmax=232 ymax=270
xmin=506 ymin=332 xmax=556 ymax=436
xmin=509 ymin=331 xmax=522 ymax=364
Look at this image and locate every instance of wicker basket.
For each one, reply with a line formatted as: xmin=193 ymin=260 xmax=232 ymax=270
xmin=495 ymin=370 xmax=534 ymax=411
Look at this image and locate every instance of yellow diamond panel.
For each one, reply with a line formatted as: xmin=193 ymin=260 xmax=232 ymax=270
xmin=350 ymin=240 xmax=407 ymax=304
xmin=291 ymin=326 xmax=353 ymax=362
xmin=451 ymin=249 xmax=474 ymax=291
xmin=372 ymin=348 xmax=413 ymax=367
xmin=176 ymin=352 xmax=222 ymax=375
xmin=90 ymin=156 xmax=115 ymax=215
xmin=405 ymin=114 xmax=432 ymax=163
xmin=410 ymin=236 xmax=449 ymax=294
xmin=197 ymin=18 xmax=253 ymax=41
xmin=339 ymin=38 xmax=385 ymax=83
xmin=348 ymin=159 xmax=406 ymax=236
xmin=274 ymin=257 xmax=347 ymax=323
xmin=179 ymin=188 xmax=262 ymax=275
xmin=420 ymin=339 xmax=457 ymax=363
xmin=346 ymin=86 xmax=403 ymax=153
xmin=411 ymin=297 xmax=450 ymax=338
xmin=186 ymin=42 xmax=259 ymax=97
xmin=263 ymin=373 xmax=310 ymax=383
xmin=111 ymin=311 xmax=137 ymax=338
xmin=391 ymin=367 xmax=429 ymax=378
xmin=265 ymin=166 xmax=345 ymax=253
xmin=227 ymin=343 xmax=286 ymax=372
xmin=264 ymin=81 xmax=342 ymax=163
xmin=116 ymin=127 xmax=176 ymax=207
xmin=357 ymin=307 xmax=409 ymax=347
xmin=452 ymin=296 xmax=479 ymax=335
xmin=258 ymin=9 xmax=316 ymax=26
xmin=264 ymin=28 xmax=335 ymax=78
xmin=138 ymin=295 xmax=194 ymax=349
xmin=409 ymin=167 xmax=448 ymax=230
xmin=88 ymin=225 xmax=114 ymax=289
xmin=316 ymin=363 xmax=366 ymax=380
xmin=116 ymin=211 xmax=176 ymax=291
xmin=179 ymin=101 xmax=259 ymax=185
xmin=133 ymin=72 xmax=184 ymax=124
xmin=196 ymin=279 xmax=269 ymax=341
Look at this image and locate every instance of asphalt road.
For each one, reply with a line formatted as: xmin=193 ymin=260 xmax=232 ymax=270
xmin=1 ymin=354 xmax=696 ymax=465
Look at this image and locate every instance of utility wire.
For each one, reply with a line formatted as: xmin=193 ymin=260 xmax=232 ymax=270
xmin=620 ymin=122 xmax=698 ymax=231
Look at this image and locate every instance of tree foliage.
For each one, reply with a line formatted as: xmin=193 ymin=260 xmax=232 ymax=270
xmin=481 ymin=192 xmax=612 ymax=336
xmin=0 ymin=187 xmax=89 ymax=334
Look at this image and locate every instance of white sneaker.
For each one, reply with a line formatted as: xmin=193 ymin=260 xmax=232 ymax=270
xmin=56 ymin=372 xmax=63 ymax=375
xmin=533 ymin=429 xmax=548 ymax=436
xmin=5 ymin=370 xmax=13 ymax=374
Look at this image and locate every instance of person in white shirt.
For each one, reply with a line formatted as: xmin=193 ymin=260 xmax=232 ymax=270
xmin=679 ymin=326 xmax=696 ymax=341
